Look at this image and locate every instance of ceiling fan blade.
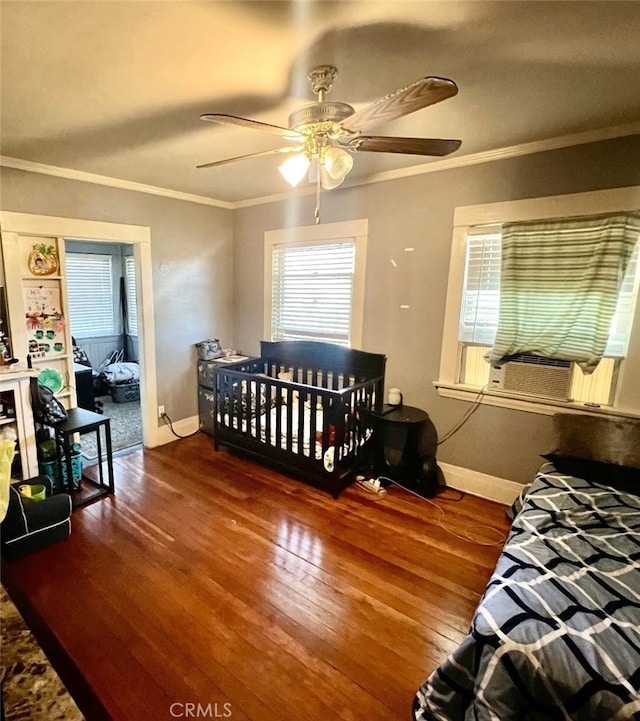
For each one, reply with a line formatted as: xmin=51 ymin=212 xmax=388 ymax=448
xmin=340 ymin=77 xmax=458 ymax=134
xmin=197 ymin=145 xmax=303 ymax=170
xmin=340 ymin=135 xmax=461 ymax=157
xmin=200 ymin=113 xmax=302 ymax=141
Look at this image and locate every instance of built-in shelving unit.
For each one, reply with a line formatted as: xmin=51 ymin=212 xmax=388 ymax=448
xmin=1 ymin=232 xmax=77 ymax=479
xmin=1 ymin=234 xmax=75 ymax=411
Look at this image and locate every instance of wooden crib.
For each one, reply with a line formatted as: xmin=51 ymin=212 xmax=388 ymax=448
xmin=212 ymin=341 xmax=386 ymax=496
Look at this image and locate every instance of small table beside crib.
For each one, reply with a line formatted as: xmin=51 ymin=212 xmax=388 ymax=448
xmin=364 ymin=404 xmax=438 ymax=497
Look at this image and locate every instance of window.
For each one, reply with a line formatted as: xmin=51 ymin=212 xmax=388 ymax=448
xmin=438 ymin=187 xmax=640 ymax=416
xmin=264 ymin=220 xmax=368 ymax=347
xmin=459 ymin=226 xmax=639 ymax=404
xmin=461 ymin=228 xmax=639 ymax=354
xmin=460 ymin=227 xmax=501 ymax=346
xmin=65 ymin=253 xmax=115 ymax=336
xmin=125 ymin=256 xmax=138 ymax=336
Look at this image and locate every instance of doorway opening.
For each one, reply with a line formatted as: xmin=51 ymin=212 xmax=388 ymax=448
xmin=65 ymin=239 xmax=142 ymax=461
xmin=0 ymin=211 xmax=159 ymax=455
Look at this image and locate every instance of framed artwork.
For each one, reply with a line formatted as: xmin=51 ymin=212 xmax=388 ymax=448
xmin=23 ymin=282 xmax=66 ymax=359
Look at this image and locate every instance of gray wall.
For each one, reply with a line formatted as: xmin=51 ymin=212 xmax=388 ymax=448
xmin=233 ymin=134 xmax=640 ymax=484
xmin=0 ymin=168 xmax=234 ymax=421
xmin=1 ymin=136 xmax=638 ymax=482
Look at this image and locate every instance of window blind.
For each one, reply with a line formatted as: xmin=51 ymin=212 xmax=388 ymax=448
xmin=271 ymin=240 xmax=355 ymax=345
xmin=125 ymin=256 xmax=138 ymax=336
xmin=459 ymin=226 xmax=640 ymax=358
xmin=66 ymin=254 xmax=114 ymax=336
xmin=459 ymin=229 xmax=502 ymax=344
xmin=606 ymin=240 xmax=639 ymax=356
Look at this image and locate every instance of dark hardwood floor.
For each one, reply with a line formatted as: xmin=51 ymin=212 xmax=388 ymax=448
xmin=2 ymin=433 xmax=512 ymax=721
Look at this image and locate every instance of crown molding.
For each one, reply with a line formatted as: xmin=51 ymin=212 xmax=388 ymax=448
xmin=2 ymin=122 xmax=639 ymax=210
xmin=233 ymin=185 xmax=316 ymax=209
xmin=0 ymin=156 xmax=233 ymax=209
xmin=345 ymin=121 xmax=640 ymax=190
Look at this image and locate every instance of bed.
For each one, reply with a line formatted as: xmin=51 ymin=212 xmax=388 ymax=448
xmin=211 ymin=340 xmax=386 ymax=496
xmin=413 ymin=414 xmax=640 ymax=721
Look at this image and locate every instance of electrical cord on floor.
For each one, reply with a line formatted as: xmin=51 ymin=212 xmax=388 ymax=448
xmin=377 ymin=475 xmax=507 ymax=548
xmin=160 ymin=411 xmax=201 ymax=439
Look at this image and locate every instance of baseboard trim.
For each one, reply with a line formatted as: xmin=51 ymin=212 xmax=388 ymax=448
xmin=154 ymin=415 xmax=201 ymax=446
xmin=438 ymin=462 xmax=523 ymax=506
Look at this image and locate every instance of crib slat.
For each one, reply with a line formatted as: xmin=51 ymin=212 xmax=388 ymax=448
xmin=275 ymin=386 xmax=283 ymax=446
xmin=309 ymin=391 xmax=318 ymax=459
xmin=297 ymin=388 xmax=306 ymax=457
xmin=286 ymin=396 xmax=294 ymax=453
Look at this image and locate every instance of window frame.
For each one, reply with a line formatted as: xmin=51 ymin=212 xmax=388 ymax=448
xmin=437 ymin=186 xmax=640 ymax=417
xmin=264 ymin=219 xmax=368 ymax=348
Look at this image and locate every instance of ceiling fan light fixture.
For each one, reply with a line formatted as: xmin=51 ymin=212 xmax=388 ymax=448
xmin=278 ymin=152 xmax=310 ymax=187
xmin=323 ymin=146 xmax=353 ymax=182
xmin=320 ymin=165 xmax=346 ymax=190
xmin=199 ymin=66 xmax=461 ymax=218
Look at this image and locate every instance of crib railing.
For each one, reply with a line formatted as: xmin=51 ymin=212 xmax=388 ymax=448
xmin=213 ymin=365 xmax=381 ymax=478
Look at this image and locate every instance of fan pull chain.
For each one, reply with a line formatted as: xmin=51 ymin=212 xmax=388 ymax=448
xmin=314 ymin=169 xmax=321 ymax=224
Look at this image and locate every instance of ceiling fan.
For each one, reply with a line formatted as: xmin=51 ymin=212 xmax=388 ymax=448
xmin=198 ymin=65 xmax=461 ymax=220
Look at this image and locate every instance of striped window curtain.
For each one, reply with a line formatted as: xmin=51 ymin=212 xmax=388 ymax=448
xmin=488 ymin=211 xmax=640 ymax=373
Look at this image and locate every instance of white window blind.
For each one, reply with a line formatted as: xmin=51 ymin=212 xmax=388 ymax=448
xmin=125 ymin=256 xmax=138 ymax=336
xmin=271 ymin=240 xmax=356 ymax=345
xmin=66 ymin=254 xmax=114 ymax=336
xmin=459 ymin=229 xmax=501 ymax=344
xmin=607 ymin=239 xmax=639 ymax=356
xmin=459 ymin=228 xmax=640 ymax=357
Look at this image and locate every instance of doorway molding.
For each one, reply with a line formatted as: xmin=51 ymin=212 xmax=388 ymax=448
xmin=0 ymin=211 xmax=160 ymax=448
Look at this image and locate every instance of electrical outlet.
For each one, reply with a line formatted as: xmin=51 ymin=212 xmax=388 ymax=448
xmin=158 ymin=405 xmax=165 ymax=418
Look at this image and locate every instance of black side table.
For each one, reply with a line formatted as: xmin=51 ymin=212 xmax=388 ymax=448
xmin=364 ymin=404 xmax=438 ymax=496
xmin=49 ymin=407 xmax=115 ymax=509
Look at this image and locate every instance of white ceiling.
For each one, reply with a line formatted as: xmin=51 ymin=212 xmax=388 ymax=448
xmin=1 ymin=1 xmax=640 ymax=206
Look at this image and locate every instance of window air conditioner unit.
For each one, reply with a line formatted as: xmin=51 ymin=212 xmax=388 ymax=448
xmin=488 ymin=353 xmax=572 ymax=401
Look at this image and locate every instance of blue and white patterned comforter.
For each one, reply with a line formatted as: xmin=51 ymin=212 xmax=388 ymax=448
xmin=413 ymin=467 xmax=640 ymax=721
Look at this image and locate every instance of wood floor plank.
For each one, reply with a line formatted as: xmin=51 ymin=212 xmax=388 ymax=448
xmin=3 ymin=433 xmax=512 ymax=721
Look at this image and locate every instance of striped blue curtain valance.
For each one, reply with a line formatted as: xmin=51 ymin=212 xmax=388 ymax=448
xmin=489 ymin=211 xmax=640 ymax=373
